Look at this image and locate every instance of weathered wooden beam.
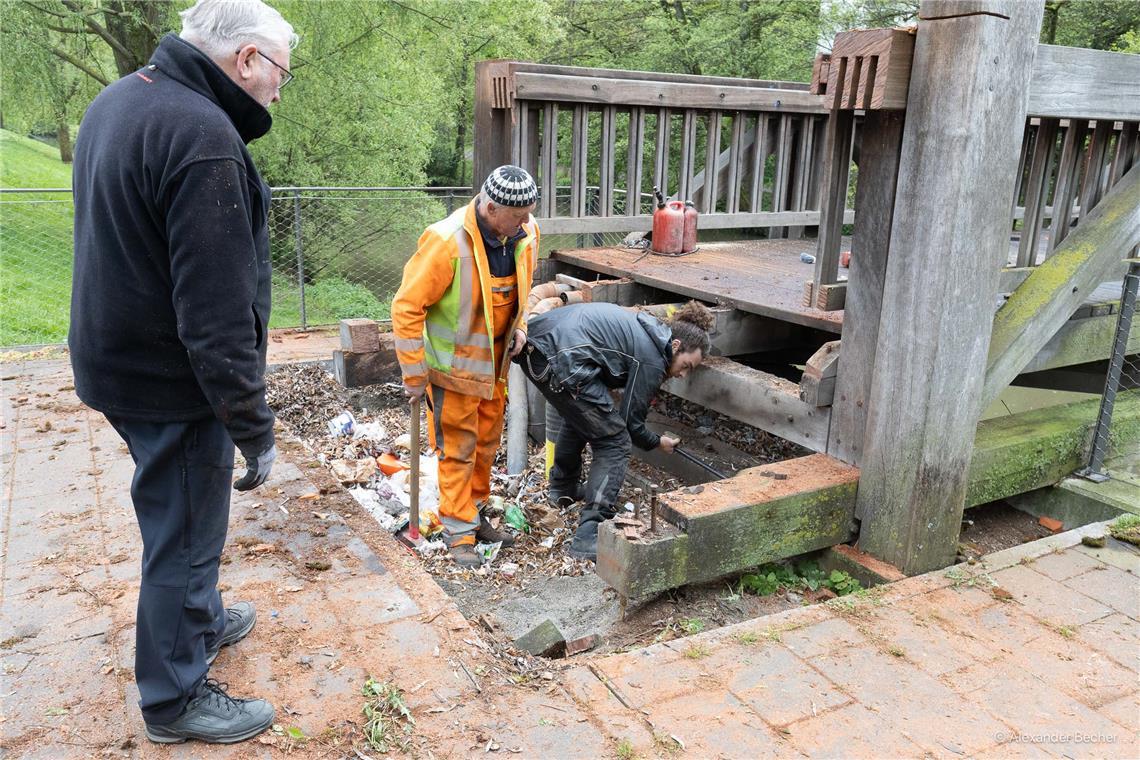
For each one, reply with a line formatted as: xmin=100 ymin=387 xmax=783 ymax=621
xmin=513 ymin=71 xmax=826 ymax=114
xmin=857 ymin=0 xmax=1044 ymax=575
xmin=821 ymin=28 xmax=916 ymax=110
xmin=640 ymin=304 xmax=819 ymax=358
xmin=473 ymin=61 xmax=519 ymax=189
xmin=596 ymin=391 xmax=1140 ymax=599
xmin=1027 ymin=44 xmax=1140 ymax=122
xmin=1011 ymin=363 xmax=1114 ymax=394
xmin=535 ymin=209 xmax=854 ymax=236
xmin=596 ymin=454 xmax=859 ymax=600
xmin=662 ymin=356 xmax=830 ymax=451
xmin=982 ymin=163 xmax=1140 ymax=408
xmin=1021 ymin=312 xmax=1140 ymax=374
xmin=339 ymin=318 xmax=380 ymax=353
xmin=829 ymin=110 xmax=906 ymax=466
xmin=813 ymin=110 xmax=855 ymax=288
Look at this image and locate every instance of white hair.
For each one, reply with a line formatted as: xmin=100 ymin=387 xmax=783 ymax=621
xmin=179 ymin=0 xmax=298 ymax=62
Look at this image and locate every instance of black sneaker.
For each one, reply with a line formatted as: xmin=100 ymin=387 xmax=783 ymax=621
xmin=568 ymin=522 xmax=599 ymax=562
xmin=476 ymin=515 xmax=516 ymax=548
xmin=206 ymin=602 xmax=256 ymax=665
xmin=144 ymin=679 xmax=274 ymax=744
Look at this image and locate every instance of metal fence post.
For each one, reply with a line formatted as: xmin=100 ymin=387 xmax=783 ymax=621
xmin=446 ymin=192 xmax=455 ymax=214
xmin=292 ymin=191 xmax=307 ymax=330
xmin=1078 ymin=260 xmax=1140 ymax=481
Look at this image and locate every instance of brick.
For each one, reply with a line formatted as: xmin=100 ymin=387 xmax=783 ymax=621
xmin=1074 ymin=538 xmax=1140 ymax=574
xmin=514 ymin=618 xmax=565 ymax=657
xmin=990 ymin=564 xmax=1113 ymax=627
xmin=643 ymin=690 xmax=790 ymax=758
xmin=814 ymin=646 xmax=1006 ymax=756
xmin=948 ymin=662 xmax=1132 ymax=758
xmin=564 ymin=632 xmax=601 ymax=657
xmin=1063 ymin=565 xmax=1140 ymax=620
xmin=1026 ymin=548 xmax=1105 ymax=581
xmin=339 ymin=318 xmax=380 ymax=352
xmin=1038 ymin=516 xmax=1064 ymax=532
xmin=785 ymin=703 xmax=927 ymax=758
xmin=1078 ymin=613 xmax=1140 ymax=673
xmin=1009 ymin=629 xmax=1138 ymax=708
xmin=1098 ymin=692 xmax=1140 ymax=733
xmin=721 ymin=644 xmax=850 ymax=726
xmin=781 ymin=616 xmax=867 ymax=660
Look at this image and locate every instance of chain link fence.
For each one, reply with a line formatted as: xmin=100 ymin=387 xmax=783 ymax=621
xmin=1078 ymin=260 xmax=1140 ymax=481
xmin=0 ymin=185 xmax=653 ymax=347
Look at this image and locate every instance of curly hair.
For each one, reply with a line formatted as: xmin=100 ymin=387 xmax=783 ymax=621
xmin=669 ymin=300 xmax=714 ymax=356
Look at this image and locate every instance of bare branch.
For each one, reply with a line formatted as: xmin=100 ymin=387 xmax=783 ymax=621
xmin=34 ymin=38 xmax=111 ymax=86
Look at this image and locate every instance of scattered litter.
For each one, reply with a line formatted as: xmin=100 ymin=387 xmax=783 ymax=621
xmin=352 ymin=420 xmax=387 ymax=441
xmin=622 ymin=501 xmax=635 ymax=512
xmin=331 ymin=458 xmax=377 ymax=484
xmin=499 ymin=562 xmax=519 ymax=577
xmin=799 ymin=252 xmax=815 ymax=264
xmin=377 ymin=452 xmax=409 ymax=476
xmin=327 ymin=410 xmax=356 ymax=437
xmin=474 ymin=541 xmax=503 ymax=565
xmin=503 ymin=503 xmax=529 ymax=533
xmin=391 ymin=433 xmax=412 ymax=451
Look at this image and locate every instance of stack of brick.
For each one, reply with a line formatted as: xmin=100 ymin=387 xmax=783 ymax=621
xmin=333 ymin=318 xmax=400 ymax=388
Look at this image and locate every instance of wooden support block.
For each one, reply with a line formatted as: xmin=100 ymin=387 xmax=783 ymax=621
xmin=640 ymin=304 xmax=818 ymax=357
xmin=819 ymin=544 xmax=905 ymax=587
xmin=802 ymin=280 xmax=814 ymax=309
xmin=814 ymin=282 xmax=847 ymax=311
xmin=800 ymin=341 xmax=841 ymax=407
xmin=333 ymin=334 xmax=399 ymax=388
xmin=339 ymin=318 xmax=380 ymax=352
xmin=826 ymin=28 xmax=916 ymax=111
xmin=596 ymin=391 xmax=1140 ymax=599
xmin=663 ymin=356 xmax=831 ymax=451
xmin=597 ymin=454 xmax=859 ymax=599
xmin=810 ymin=53 xmax=831 ymax=96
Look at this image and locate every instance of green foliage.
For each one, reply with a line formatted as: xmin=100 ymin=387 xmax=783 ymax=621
xmin=1108 ymin=513 xmax=1140 ymax=546
xmin=361 ymin=678 xmax=413 ymax=754
xmin=678 ymin=617 xmax=705 ymax=635
xmin=270 ymin=274 xmax=391 ymax=329
xmin=740 ymin=560 xmax=863 ymax=597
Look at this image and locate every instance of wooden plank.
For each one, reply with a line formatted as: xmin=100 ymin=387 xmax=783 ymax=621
xmin=1020 ymin=312 xmax=1140 ymax=375
xmin=539 ymin=103 xmax=557 ymax=218
xmin=748 ymin=114 xmax=770 ymax=213
xmin=813 ymin=111 xmax=856 ymax=289
xmin=856 ymin=0 xmax=1044 ymax=575
xmin=508 ymin=61 xmax=812 ymax=92
xmin=1017 ymin=118 xmax=1059 ymax=267
xmin=799 ymin=340 xmax=841 ymax=406
xmin=1009 ymin=122 xmax=1033 ymax=223
xmin=679 ymin=110 xmax=696 ymax=201
xmin=640 ymin=304 xmax=819 ymax=356
xmin=535 ymin=208 xmax=854 ymax=235
xmin=626 ymin=107 xmax=646 ymax=216
xmin=662 ymin=356 xmax=831 ymax=451
xmin=473 ymin=60 xmax=518 ymax=192
xmin=770 ymin=114 xmax=793 ymax=237
xmin=599 ymin=106 xmax=617 ymax=216
xmin=513 ymin=71 xmax=827 ymax=113
xmin=1027 ymin=44 xmax=1140 ymax=122
xmin=726 ymin=112 xmax=745 ymax=214
xmin=654 ymin=107 xmax=670 ymax=196
xmin=1047 ymin=118 xmax=1089 ymax=253
xmin=982 ymin=164 xmax=1140 ymax=407
xmin=1078 ymin=119 xmax=1112 ymax=219
xmin=787 ymin=117 xmax=810 ymax=239
xmin=702 ymin=111 xmax=722 ymax=213
xmin=570 ymin=105 xmax=588 ymax=217
xmin=1109 ymin=121 xmax=1137 ymax=183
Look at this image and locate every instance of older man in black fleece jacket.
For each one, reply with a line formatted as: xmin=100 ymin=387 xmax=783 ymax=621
xmin=69 ymin=0 xmax=295 ymax=746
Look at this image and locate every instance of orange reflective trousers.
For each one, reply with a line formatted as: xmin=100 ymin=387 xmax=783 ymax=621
xmin=428 ymin=272 xmax=517 ymax=546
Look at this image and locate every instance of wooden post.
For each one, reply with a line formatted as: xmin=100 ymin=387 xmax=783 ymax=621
xmin=474 ymin=61 xmax=518 ymax=188
xmin=827 ymin=110 xmax=906 ymax=467
xmin=856 ymin=0 xmax=1044 ymax=575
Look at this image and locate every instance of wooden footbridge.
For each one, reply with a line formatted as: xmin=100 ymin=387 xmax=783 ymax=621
xmin=471 ymin=1 xmax=1140 ymax=597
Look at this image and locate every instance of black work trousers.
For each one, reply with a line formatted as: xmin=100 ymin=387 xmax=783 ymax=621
xmin=514 ymin=347 xmax=631 ymax=526
xmin=105 ymin=415 xmax=233 ymax=725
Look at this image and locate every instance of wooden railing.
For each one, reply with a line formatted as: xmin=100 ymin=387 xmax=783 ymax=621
xmin=473 ymin=61 xmax=854 ymax=238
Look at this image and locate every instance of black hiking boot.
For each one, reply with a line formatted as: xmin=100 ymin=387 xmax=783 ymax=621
xmin=205 ymin=602 xmax=256 ymax=665
xmin=548 ymin=483 xmax=585 ymax=509
xmin=568 ymin=521 xmax=599 ymax=562
xmin=476 ymin=515 xmax=516 ymax=548
xmin=144 ymin=679 xmax=274 ymax=744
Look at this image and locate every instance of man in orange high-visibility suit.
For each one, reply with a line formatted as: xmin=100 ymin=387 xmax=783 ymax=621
xmin=392 ymin=166 xmax=539 ymax=567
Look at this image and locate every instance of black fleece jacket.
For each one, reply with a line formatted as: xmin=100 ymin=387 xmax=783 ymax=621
xmin=525 ymin=303 xmax=673 ymax=451
xmin=69 ymin=34 xmax=275 ymax=458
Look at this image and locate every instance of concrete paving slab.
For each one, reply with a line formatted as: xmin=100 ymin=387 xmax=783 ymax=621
xmin=1064 ymin=564 xmax=1140 ymax=619
xmin=991 ymin=563 xmax=1114 ymax=626
xmin=1078 ymin=613 xmax=1140 ymax=673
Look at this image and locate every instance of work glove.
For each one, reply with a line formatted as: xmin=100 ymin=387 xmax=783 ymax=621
xmin=234 ymin=444 xmax=276 ymax=491
xmin=404 ymin=382 xmax=426 ymax=401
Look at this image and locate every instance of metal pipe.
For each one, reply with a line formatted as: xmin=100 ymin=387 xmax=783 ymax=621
xmin=649 ymin=484 xmax=658 ymax=533
xmin=409 ymin=397 xmax=421 ymax=540
xmin=675 ymin=446 xmax=729 ymax=480
xmin=506 ymin=362 xmax=529 ymax=476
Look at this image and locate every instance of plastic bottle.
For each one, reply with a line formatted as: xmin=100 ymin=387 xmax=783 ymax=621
xmin=504 ymin=503 xmax=530 ymax=533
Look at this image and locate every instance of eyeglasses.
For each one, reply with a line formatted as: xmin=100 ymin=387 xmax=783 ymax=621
xmin=239 ymin=49 xmax=293 ymax=88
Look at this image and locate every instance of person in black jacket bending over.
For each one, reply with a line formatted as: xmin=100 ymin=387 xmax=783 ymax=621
xmin=69 ymin=0 xmax=295 ymax=745
xmin=516 ymin=301 xmax=714 ymax=560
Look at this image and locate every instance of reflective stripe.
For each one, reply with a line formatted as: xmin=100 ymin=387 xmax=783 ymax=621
xmin=400 ymin=360 xmax=428 ymax=376
xmin=424 ymin=321 xmax=456 ymax=343
xmin=424 ymin=341 xmax=451 ymax=368
xmin=394 ymin=337 xmax=424 ymax=352
xmin=440 ymin=514 xmax=479 ymax=535
xmin=491 ymin=284 xmax=517 ymax=293
xmin=465 ymin=331 xmax=491 ymax=348
xmin=451 ymin=355 xmax=495 ymax=375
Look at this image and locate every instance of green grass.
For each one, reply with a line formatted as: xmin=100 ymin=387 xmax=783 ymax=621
xmin=1 ymin=129 xmax=74 ymax=344
xmin=270 ymin=273 xmax=391 ymax=328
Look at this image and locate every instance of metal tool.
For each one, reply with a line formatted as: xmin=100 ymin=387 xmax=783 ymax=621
xmin=397 ymin=396 xmax=423 ymax=548
xmin=649 ymin=484 xmax=658 ymax=533
xmin=675 ymin=446 xmax=729 ymax=480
